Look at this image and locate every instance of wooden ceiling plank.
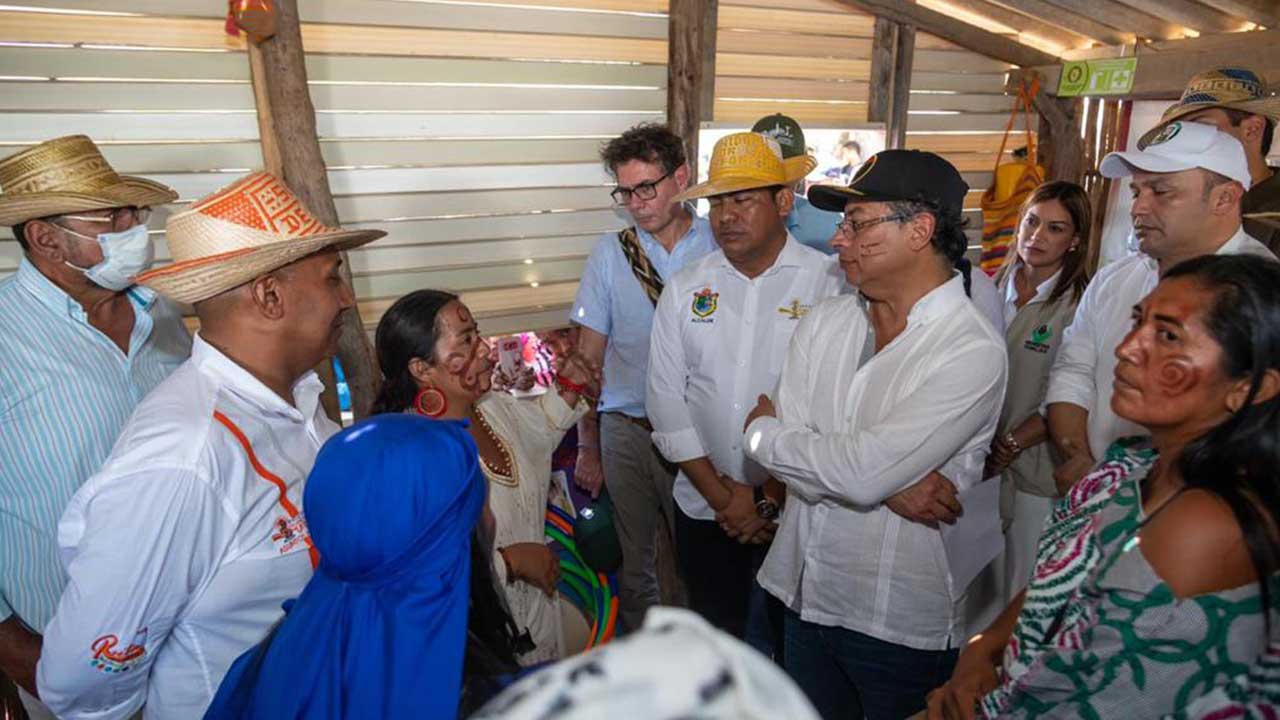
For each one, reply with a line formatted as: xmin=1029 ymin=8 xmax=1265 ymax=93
xmin=1034 ymin=0 xmax=1185 ymax=40
xmin=981 ymin=0 xmax=1135 ymax=44
xmin=923 ymin=0 xmax=1095 ymax=48
xmin=827 ymin=0 xmax=1059 ymax=66
xmin=1191 ymin=0 xmax=1280 ymax=27
xmin=1109 ymin=0 xmax=1249 ymax=33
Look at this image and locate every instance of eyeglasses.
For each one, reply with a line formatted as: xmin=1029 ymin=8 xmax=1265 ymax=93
xmin=610 ymin=170 xmax=673 ymax=206
xmin=60 ymin=206 xmax=152 ymax=231
xmin=835 ymin=213 xmax=907 ymax=238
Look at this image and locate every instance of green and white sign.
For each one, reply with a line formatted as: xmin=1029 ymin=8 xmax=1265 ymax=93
xmin=1057 ymin=57 xmax=1138 ymax=97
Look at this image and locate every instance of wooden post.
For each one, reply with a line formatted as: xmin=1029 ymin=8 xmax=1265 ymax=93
xmin=868 ymin=17 xmax=915 ymax=149
xmin=667 ymin=0 xmax=717 ymax=168
xmin=1020 ymin=69 xmax=1084 ymax=184
xmin=244 ymin=0 xmax=378 ymax=421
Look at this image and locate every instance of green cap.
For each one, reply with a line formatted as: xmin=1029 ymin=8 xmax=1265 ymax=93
xmin=751 ymin=113 xmax=806 ymax=159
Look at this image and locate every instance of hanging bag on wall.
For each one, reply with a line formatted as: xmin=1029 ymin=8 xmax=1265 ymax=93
xmin=979 ymin=78 xmax=1044 ymax=275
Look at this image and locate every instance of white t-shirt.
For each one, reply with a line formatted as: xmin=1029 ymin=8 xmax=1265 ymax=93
xmin=38 ymin=334 xmax=336 ymax=720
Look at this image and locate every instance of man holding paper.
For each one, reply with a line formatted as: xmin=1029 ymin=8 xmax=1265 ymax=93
xmin=742 ymin=150 xmax=1008 ymax=720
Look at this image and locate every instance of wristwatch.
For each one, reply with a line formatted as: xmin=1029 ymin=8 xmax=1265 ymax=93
xmin=754 ymin=484 xmax=780 ymax=520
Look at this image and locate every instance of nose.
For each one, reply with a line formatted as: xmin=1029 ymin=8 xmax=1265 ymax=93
xmin=625 ymin=192 xmax=648 ymax=212
xmin=830 ymin=225 xmax=852 ymax=250
xmin=1114 ymin=322 xmax=1145 ymax=365
xmin=478 ymin=336 xmax=493 ymax=358
xmin=1130 ymin=190 xmax=1152 ymax=219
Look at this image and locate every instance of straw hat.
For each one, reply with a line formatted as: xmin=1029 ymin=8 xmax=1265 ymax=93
xmin=135 ymin=171 xmax=385 ymax=304
xmin=0 ymin=135 xmax=178 ymax=226
xmin=1138 ymin=67 xmax=1280 ymax=149
xmin=673 ymin=132 xmax=817 ymax=203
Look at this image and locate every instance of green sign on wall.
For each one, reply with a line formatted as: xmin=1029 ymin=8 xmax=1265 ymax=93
xmin=1058 ymin=57 xmax=1138 ymax=97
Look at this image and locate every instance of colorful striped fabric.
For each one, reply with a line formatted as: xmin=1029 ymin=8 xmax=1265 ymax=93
xmin=0 ymin=258 xmax=190 ymax=632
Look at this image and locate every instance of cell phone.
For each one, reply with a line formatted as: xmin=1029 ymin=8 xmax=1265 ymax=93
xmin=497 ymin=337 xmax=523 ymax=376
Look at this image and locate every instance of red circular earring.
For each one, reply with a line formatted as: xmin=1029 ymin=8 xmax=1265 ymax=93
xmin=413 ymin=387 xmax=447 ymax=418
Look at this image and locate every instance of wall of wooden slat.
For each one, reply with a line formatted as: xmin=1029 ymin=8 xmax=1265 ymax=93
xmin=0 ymin=1 xmax=668 ymax=332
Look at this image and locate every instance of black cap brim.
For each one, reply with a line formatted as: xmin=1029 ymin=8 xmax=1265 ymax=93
xmin=807 ymin=183 xmax=899 ymax=213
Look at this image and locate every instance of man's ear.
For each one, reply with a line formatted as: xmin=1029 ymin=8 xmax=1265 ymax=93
xmin=1239 ymin=114 xmax=1267 ymax=150
xmin=673 ymin=163 xmax=691 ymax=192
xmin=23 ymin=219 xmax=69 ymax=263
xmin=1211 ymin=181 xmax=1245 ymax=217
xmin=774 ymin=187 xmax=795 ymax=218
xmin=247 ymin=272 xmax=287 ymax=321
xmin=906 ymin=212 xmax=936 ymax=253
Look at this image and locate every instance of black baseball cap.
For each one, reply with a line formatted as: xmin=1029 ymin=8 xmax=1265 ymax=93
xmin=808 ymin=149 xmax=968 ymax=218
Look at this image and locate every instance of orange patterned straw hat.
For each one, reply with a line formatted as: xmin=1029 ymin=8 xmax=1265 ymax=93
xmin=135 ymin=171 xmax=384 ymax=304
xmin=0 ymin=135 xmax=177 ymax=226
xmin=673 ymin=131 xmax=817 ymax=203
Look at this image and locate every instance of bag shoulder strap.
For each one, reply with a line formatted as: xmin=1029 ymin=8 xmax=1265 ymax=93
xmin=617 ymin=226 xmax=664 ymax=307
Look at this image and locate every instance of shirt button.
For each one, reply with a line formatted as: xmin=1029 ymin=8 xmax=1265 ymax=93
xmin=733 ymin=403 xmax=741 ymax=410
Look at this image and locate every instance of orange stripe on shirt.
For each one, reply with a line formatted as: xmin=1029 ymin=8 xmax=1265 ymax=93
xmin=213 ymin=411 xmax=320 ymax=569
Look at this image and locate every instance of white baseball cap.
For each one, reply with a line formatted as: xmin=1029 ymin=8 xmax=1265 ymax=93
xmin=1100 ymin=120 xmax=1252 ymax=189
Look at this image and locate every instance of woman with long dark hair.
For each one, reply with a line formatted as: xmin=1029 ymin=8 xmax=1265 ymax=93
xmin=371 ymin=290 xmax=598 ymax=669
xmin=985 ymin=181 xmax=1093 ymax=606
xmin=928 ymin=254 xmax=1280 ymax=719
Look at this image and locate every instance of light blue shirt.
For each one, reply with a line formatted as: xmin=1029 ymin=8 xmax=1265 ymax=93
xmin=571 ymin=214 xmax=717 ymax=416
xmin=786 ymin=196 xmax=841 ymax=255
xmin=0 ymin=258 xmax=191 ymax=631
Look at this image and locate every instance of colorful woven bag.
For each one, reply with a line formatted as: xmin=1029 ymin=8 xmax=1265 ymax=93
xmin=979 ymin=78 xmax=1044 ymax=274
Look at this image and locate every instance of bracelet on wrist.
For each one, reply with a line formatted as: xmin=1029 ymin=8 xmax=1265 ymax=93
xmin=1005 ymin=432 xmax=1023 ymax=454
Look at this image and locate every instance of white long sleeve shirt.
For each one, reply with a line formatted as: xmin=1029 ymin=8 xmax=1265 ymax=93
xmin=38 ymin=334 xmax=335 ymax=720
xmin=1044 ymin=227 xmax=1274 ymax=459
xmin=646 ymin=237 xmax=845 ymax=520
xmin=744 ymin=275 xmax=1007 ymax=650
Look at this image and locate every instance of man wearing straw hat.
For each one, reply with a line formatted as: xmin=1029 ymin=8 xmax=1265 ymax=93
xmin=741 ymin=150 xmax=1007 ymax=719
xmin=646 ymin=132 xmax=843 ymax=649
xmin=0 ymin=135 xmax=192 ymax=719
xmin=36 ymin=171 xmax=384 ymax=720
xmin=1139 ymin=67 xmax=1280 ymax=251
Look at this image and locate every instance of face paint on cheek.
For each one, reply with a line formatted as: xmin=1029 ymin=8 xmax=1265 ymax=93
xmin=1155 ymin=357 xmax=1199 ymax=395
xmin=858 ymin=239 xmax=889 ymax=257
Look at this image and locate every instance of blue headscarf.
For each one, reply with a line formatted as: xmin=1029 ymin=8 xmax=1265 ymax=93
xmin=205 ymin=414 xmax=485 ymax=720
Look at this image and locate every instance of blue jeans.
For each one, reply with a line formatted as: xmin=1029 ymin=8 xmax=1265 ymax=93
xmin=783 ymin=609 xmax=958 ymax=720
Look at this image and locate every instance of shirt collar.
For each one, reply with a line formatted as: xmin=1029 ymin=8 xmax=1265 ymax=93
xmin=191 ymin=332 xmax=324 ymax=421
xmin=15 ymin=257 xmax=158 ymax=320
xmin=634 ymin=205 xmax=703 ymax=253
xmin=1216 ymin=225 xmax=1255 ymax=255
xmin=1002 ymin=262 xmax=1061 ymax=305
xmin=907 ymin=272 xmax=968 ymax=327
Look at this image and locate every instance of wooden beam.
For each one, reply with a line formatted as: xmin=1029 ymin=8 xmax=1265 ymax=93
xmin=928 ymin=0 xmax=1095 ymax=48
xmin=867 ymin=17 xmax=894 ymax=124
xmin=1109 ymin=0 xmax=1247 ymax=34
xmin=982 ymin=0 xmax=1134 ymax=45
xmin=1010 ymin=30 xmax=1280 ymax=99
xmin=247 ymin=0 xmax=379 ymax=421
xmin=1035 ymin=0 xmax=1184 ymax=40
xmin=667 ymin=0 xmax=717 ymax=165
xmin=1029 ymin=79 xmax=1084 ymax=183
xmin=829 ymin=0 xmax=1057 ymax=67
xmin=1193 ymin=0 xmax=1280 ymax=27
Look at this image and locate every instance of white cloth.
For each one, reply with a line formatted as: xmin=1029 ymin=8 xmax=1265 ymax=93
xmin=647 ymin=237 xmax=845 ymax=520
xmin=1001 ymin=265 xmax=1061 ymax=333
xmin=966 ymin=262 xmax=1005 ymax=333
xmin=38 ymin=334 xmax=334 ymax=720
xmin=1045 ymin=227 xmax=1274 ymax=458
xmin=744 ymin=274 xmax=1007 ymax=650
xmin=472 ymin=607 xmax=821 ymax=720
xmin=479 ymin=389 xmax=586 ymax=665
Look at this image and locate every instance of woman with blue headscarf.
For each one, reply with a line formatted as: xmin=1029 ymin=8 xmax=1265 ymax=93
xmin=204 ymin=414 xmax=486 ymax=720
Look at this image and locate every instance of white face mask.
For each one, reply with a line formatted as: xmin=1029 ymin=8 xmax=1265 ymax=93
xmin=62 ymin=223 xmax=155 ymax=291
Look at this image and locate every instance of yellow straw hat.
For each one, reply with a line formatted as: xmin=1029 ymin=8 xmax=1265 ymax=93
xmin=135 ymin=171 xmax=384 ymax=305
xmin=0 ymin=135 xmax=178 ymax=226
xmin=673 ymin=132 xmax=817 ymax=203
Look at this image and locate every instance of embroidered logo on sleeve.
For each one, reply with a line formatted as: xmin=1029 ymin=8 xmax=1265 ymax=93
xmin=691 ymin=287 xmax=718 ymax=321
xmin=90 ymin=627 xmax=147 ymax=673
xmin=777 ymin=299 xmax=810 ymax=320
xmin=271 ymin=514 xmax=312 ymax=555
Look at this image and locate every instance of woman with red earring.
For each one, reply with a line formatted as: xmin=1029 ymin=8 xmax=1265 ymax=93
xmin=371 ymin=290 xmax=600 ymax=667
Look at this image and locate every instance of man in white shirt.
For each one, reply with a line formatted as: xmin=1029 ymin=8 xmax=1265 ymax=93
xmin=742 ymin=150 xmax=1007 ymax=720
xmin=1046 ymin=122 xmax=1275 ymax=489
xmin=646 ymin=132 xmax=844 ymax=648
xmin=36 ymin=172 xmax=385 ymax=720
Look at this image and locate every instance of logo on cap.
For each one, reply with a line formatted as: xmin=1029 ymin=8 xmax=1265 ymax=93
xmin=1149 ymin=122 xmax=1182 ymax=147
xmin=849 ymin=154 xmax=878 ymax=188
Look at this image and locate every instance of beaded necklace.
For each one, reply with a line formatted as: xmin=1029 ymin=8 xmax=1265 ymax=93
xmin=473 ymin=406 xmax=518 ymax=487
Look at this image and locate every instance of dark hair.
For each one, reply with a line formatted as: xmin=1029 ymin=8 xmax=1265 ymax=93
xmin=600 ymin=122 xmax=687 ymax=177
xmin=10 ymin=221 xmax=29 ymax=251
xmin=888 ymin=199 xmax=969 ymax=265
xmin=370 ymin=289 xmax=458 ymax=415
xmin=459 ymin=535 xmax=522 ymax=715
xmin=1223 ymin=107 xmax=1276 ymax=156
xmin=1164 ymin=254 xmax=1280 ymax=628
xmin=994 ymin=180 xmax=1093 ymax=305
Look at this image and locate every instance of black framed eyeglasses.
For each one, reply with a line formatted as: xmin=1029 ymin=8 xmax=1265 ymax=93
xmin=835 ymin=213 xmax=907 ymax=238
xmin=610 ymin=170 xmax=674 ymax=205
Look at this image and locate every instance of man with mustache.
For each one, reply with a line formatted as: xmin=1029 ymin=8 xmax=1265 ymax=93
xmin=1046 ymin=122 xmax=1275 ymax=490
xmin=36 ymin=172 xmax=384 ymax=719
xmin=645 ymin=132 xmax=843 ymax=648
